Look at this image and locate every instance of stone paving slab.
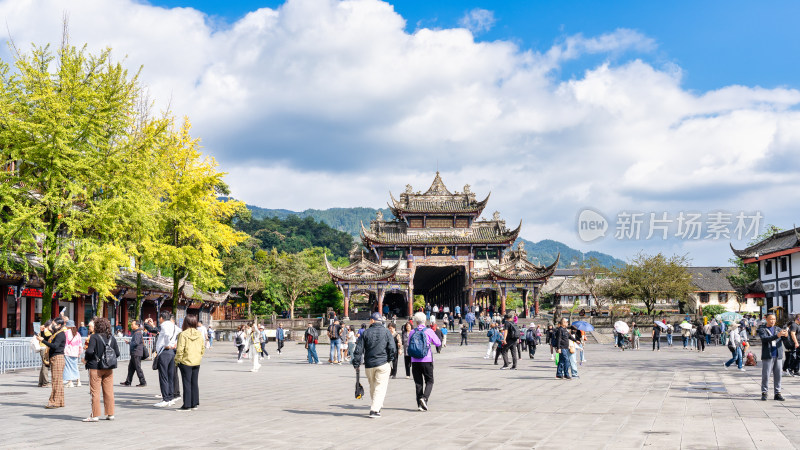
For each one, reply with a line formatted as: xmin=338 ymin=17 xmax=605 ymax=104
xmin=1 ymin=338 xmax=800 ymax=448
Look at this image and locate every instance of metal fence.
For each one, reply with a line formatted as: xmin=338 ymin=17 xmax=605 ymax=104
xmin=0 ymin=336 xmax=155 ymax=374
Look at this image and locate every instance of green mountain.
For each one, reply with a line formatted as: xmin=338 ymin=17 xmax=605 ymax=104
xmin=245 ymin=204 xmax=625 ymax=268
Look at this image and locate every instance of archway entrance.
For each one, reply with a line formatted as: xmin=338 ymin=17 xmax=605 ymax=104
xmin=413 ymin=265 xmax=467 ymax=318
xmin=383 ymin=292 xmax=407 ymax=318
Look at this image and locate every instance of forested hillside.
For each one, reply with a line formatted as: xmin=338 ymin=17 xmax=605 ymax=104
xmin=236 ymin=215 xmax=354 ymax=258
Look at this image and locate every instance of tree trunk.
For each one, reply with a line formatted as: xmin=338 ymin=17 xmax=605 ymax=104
xmin=289 ymin=295 xmax=297 ymax=319
xmin=172 ymin=268 xmax=181 ymax=313
xmin=247 ymin=294 xmax=253 ymax=319
xmin=97 ymin=298 xmax=105 ymax=317
xmin=135 ymin=257 xmax=143 ymax=321
xmin=42 ymin=277 xmax=56 ymax=321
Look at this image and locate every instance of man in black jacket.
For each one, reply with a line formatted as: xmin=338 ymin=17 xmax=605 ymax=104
xmin=121 ymin=320 xmax=146 ymax=387
xmin=554 ymin=318 xmax=580 ymax=380
xmin=758 ymin=313 xmax=787 ymax=401
xmin=352 ymin=312 xmax=396 ymax=418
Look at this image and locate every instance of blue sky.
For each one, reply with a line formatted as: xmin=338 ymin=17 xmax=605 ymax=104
xmin=147 ymin=0 xmax=800 ymax=92
xmin=3 ymin=0 xmax=800 ymax=265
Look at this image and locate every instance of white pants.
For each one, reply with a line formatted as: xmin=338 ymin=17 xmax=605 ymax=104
xmin=252 ymin=344 xmax=261 ymax=371
xmin=485 ymin=341 xmax=496 ymax=358
xmin=365 ymin=363 xmax=391 ymax=413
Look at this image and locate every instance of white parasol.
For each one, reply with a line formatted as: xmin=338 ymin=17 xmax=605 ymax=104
xmin=654 ymin=321 xmax=668 ymax=330
xmin=679 ymin=322 xmax=693 ymax=330
xmin=614 ymin=321 xmax=630 ymax=334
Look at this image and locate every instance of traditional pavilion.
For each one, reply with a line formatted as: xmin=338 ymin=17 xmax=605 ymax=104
xmin=326 ymin=172 xmax=558 ymax=319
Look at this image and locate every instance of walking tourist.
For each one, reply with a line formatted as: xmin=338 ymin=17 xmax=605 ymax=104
xmin=83 ymin=317 xmax=119 ymax=422
xmin=441 ymin=323 xmax=448 ymax=347
xmin=546 ymin=324 xmax=555 ymax=360
xmin=78 ymin=321 xmax=89 ymax=338
xmin=258 ymin=325 xmax=270 ymax=361
xmin=568 ymin=326 xmax=580 ymax=378
xmin=388 ymin=323 xmax=403 ymax=378
xmin=758 ymin=313 xmax=786 ymax=401
xmin=276 ymin=323 xmax=285 ymax=355
xmin=782 ymin=314 xmax=799 ymax=376
xmin=652 ymin=322 xmax=661 ymax=351
xmin=37 ymin=317 xmax=66 ymax=408
xmin=499 ymin=313 xmax=519 ymax=370
xmin=153 ymin=312 xmax=179 ymax=408
xmin=554 ymin=318 xmax=579 ymax=379
xmin=37 ymin=320 xmax=52 ymax=388
xmin=352 ymin=312 xmax=397 ymax=418
xmin=460 ymin=323 xmax=468 ymax=345
xmin=64 ymin=320 xmax=82 ymax=388
xmin=724 ymin=323 xmax=746 ymax=371
xmin=666 ymin=323 xmax=673 ymax=347
xmin=432 ymin=323 xmax=444 ymax=353
xmin=466 ymin=310 xmax=476 ymax=332
xmin=305 ymin=323 xmax=320 ymax=364
xmin=525 ymin=325 xmax=537 ymax=359
xmin=681 ymin=322 xmax=691 ymax=349
xmin=248 ymin=325 xmax=262 ymax=373
xmin=235 ymin=325 xmax=247 ymax=362
xmin=631 ymin=322 xmax=640 ymax=349
xmin=328 ymin=320 xmax=343 ymax=364
xmin=175 ymin=314 xmax=204 ymax=411
xmin=121 ymin=320 xmax=146 ymax=387
xmin=695 ymin=321 xmax=706 ymax=352
xmin=402 ymin=322 xmax=412 ymax=378
xmin=346 ymin=325 xmax=357 ymax=362
xmin=408 ymin=312 xmax=441 ymax=411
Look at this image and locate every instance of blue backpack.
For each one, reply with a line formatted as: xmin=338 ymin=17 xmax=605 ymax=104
xmin=408 ymin=329 xmax=430 ymax=359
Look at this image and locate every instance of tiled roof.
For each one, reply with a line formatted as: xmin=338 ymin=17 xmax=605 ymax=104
xmin=388 ymin=172 xmax=489 ymax=216
xmin=487 ymin=253 xmax=559 ymax=281
xmin=325 ymin=253 xmax=399 ymax=282
xmin=688 ymin=266 xmax=736 ymax=292
xmin=731 ymin=227 xmax=800 ymax=259
xmin=361 ymin=221 xmax=521 ymax=245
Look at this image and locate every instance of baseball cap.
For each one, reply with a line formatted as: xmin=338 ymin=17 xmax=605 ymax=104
xmin=370 ymin=312 xmax=384 ymax=322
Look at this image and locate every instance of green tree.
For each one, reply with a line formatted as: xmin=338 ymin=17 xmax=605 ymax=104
xmin=307 ymin=282 xmax=343 ymax=314
xmin=150 ymin=119 xmax=248 ymax=310
xmin=223 ymin=238 xmax=267 ymax=319
xmin=604 ymin=253 xmax=694 ymax=316
xmin=576 ymin=256 xmax=610 ymax=310
xmin=701 ymin=304 xmax=728 ymax=318
xmin=266 ymin=247 xmax=329 ymax=319
xmin=0 ymin=43 xmax=149 ymax=318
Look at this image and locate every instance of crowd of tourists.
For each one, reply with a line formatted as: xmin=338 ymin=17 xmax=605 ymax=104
xmin=27 ymin=305 xmax=800 ymax=422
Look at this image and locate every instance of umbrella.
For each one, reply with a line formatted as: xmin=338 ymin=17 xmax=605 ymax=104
xmin=679 ymin=322 xmax=692 ymax=330
xmin=716 ymin=312 xmax=743 ymax=323
xmin=654 ymin=321 xmax=668 ymax=330
xmin=572 ymin=321 xmax=595 ymax=332
xmin=614 ymin=321 xmax=629 ymax=334
xmin=354 ymin=367 xmax=364 ymax=400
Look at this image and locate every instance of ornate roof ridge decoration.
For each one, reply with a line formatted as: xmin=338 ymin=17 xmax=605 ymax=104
xmin=424 ymin=171 xmax=451 ymax=196
xmin=487 ymin=252 xmax=560 ymax=281
xmin=325 ymin=253 xmax=400 ymax=282
xmin=360 ymin=220 xmax=521 ymax=245
xmin=730 ymin=225 xmax=800 ymax=259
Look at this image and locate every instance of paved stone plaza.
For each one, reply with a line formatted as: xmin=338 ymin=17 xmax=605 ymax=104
xmin=2 ymin=337 xmax=800 ymax=449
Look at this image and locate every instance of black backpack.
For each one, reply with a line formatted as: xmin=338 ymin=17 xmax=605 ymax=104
xmin=97 ymin=335 xmax=118 ymax=370
xmin=507 ymin=324 xmax=520 ymax=341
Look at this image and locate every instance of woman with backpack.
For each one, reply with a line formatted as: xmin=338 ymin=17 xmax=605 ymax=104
xmin=408 ymin=312 xmax=441 ymax=411
xmin=82 ymin=317 xmax=120 ymax=422
xmin=235 ymin=325 xmax=247 ymax=363
xmin=525 ymin=325 xmax=537 ymax=359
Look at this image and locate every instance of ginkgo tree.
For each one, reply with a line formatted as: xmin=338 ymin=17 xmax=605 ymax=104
xmin=0 ymin=43 xmax=149 ymax=318
xmin=150 ymin=118 xmax=248 ymax=311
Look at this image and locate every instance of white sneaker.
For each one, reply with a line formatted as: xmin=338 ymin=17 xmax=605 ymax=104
xmin=105 ymin=415 xmax=115 ymax=421
xmin=267 ymin=355 xmax=271 ymax=360
xmin=173 ymin=396 xmax=181 ymax=403
xmin=167 ymin=399 xmax=176 ymax=406
xmin=154 ymin=401 xmax=169 ymax=408
xmin=739 ymin=368 xmax=746 ymax=372
xmin=66 ymin=381 xmax=74 ymax=388
xmin=76 ymin=381 xmax=82 ymax=387
xmin=250 ymin=368 xmax=259 ymax=372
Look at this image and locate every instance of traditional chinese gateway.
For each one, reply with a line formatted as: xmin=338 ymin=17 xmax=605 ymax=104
xmin=326 ymin=173 xmax=558 ymax=319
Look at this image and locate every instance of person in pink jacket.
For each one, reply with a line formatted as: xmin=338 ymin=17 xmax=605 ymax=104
xmin=408 ymin=312 xmax=442 ymax=411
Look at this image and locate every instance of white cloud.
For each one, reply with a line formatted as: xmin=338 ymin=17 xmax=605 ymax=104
xmin=1 ymin=0 xmax=798 ymax=265
xmin=458 ymin=8 xmax=495 ymax=34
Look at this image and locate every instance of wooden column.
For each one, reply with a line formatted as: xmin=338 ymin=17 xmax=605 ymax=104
xmin=407 ymin=289 xmax=413 ymax=317
xmin=27 ymin=297 xmax=35 ymax=336
xmin=75 ymin=297 xmax=85 ymax=326
xmin=533 ymin=286 xmax=540 ymax=317
xmin=343 ymin=291 xmax=350 ymax=320
xmin=522 ymin=289 xmax=528 ymax=318
xmin=500 ymin=287 xmax=507 ymax=315
xmin=0 ymin=289 xmax=7 ymax=332
xmin=121 ymin=299 xmax=129 ymax=332
xmin=377 ymin=290 xmax=385 ymax=316
xmin=51 ymin=297 xmax=59 ymax=319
